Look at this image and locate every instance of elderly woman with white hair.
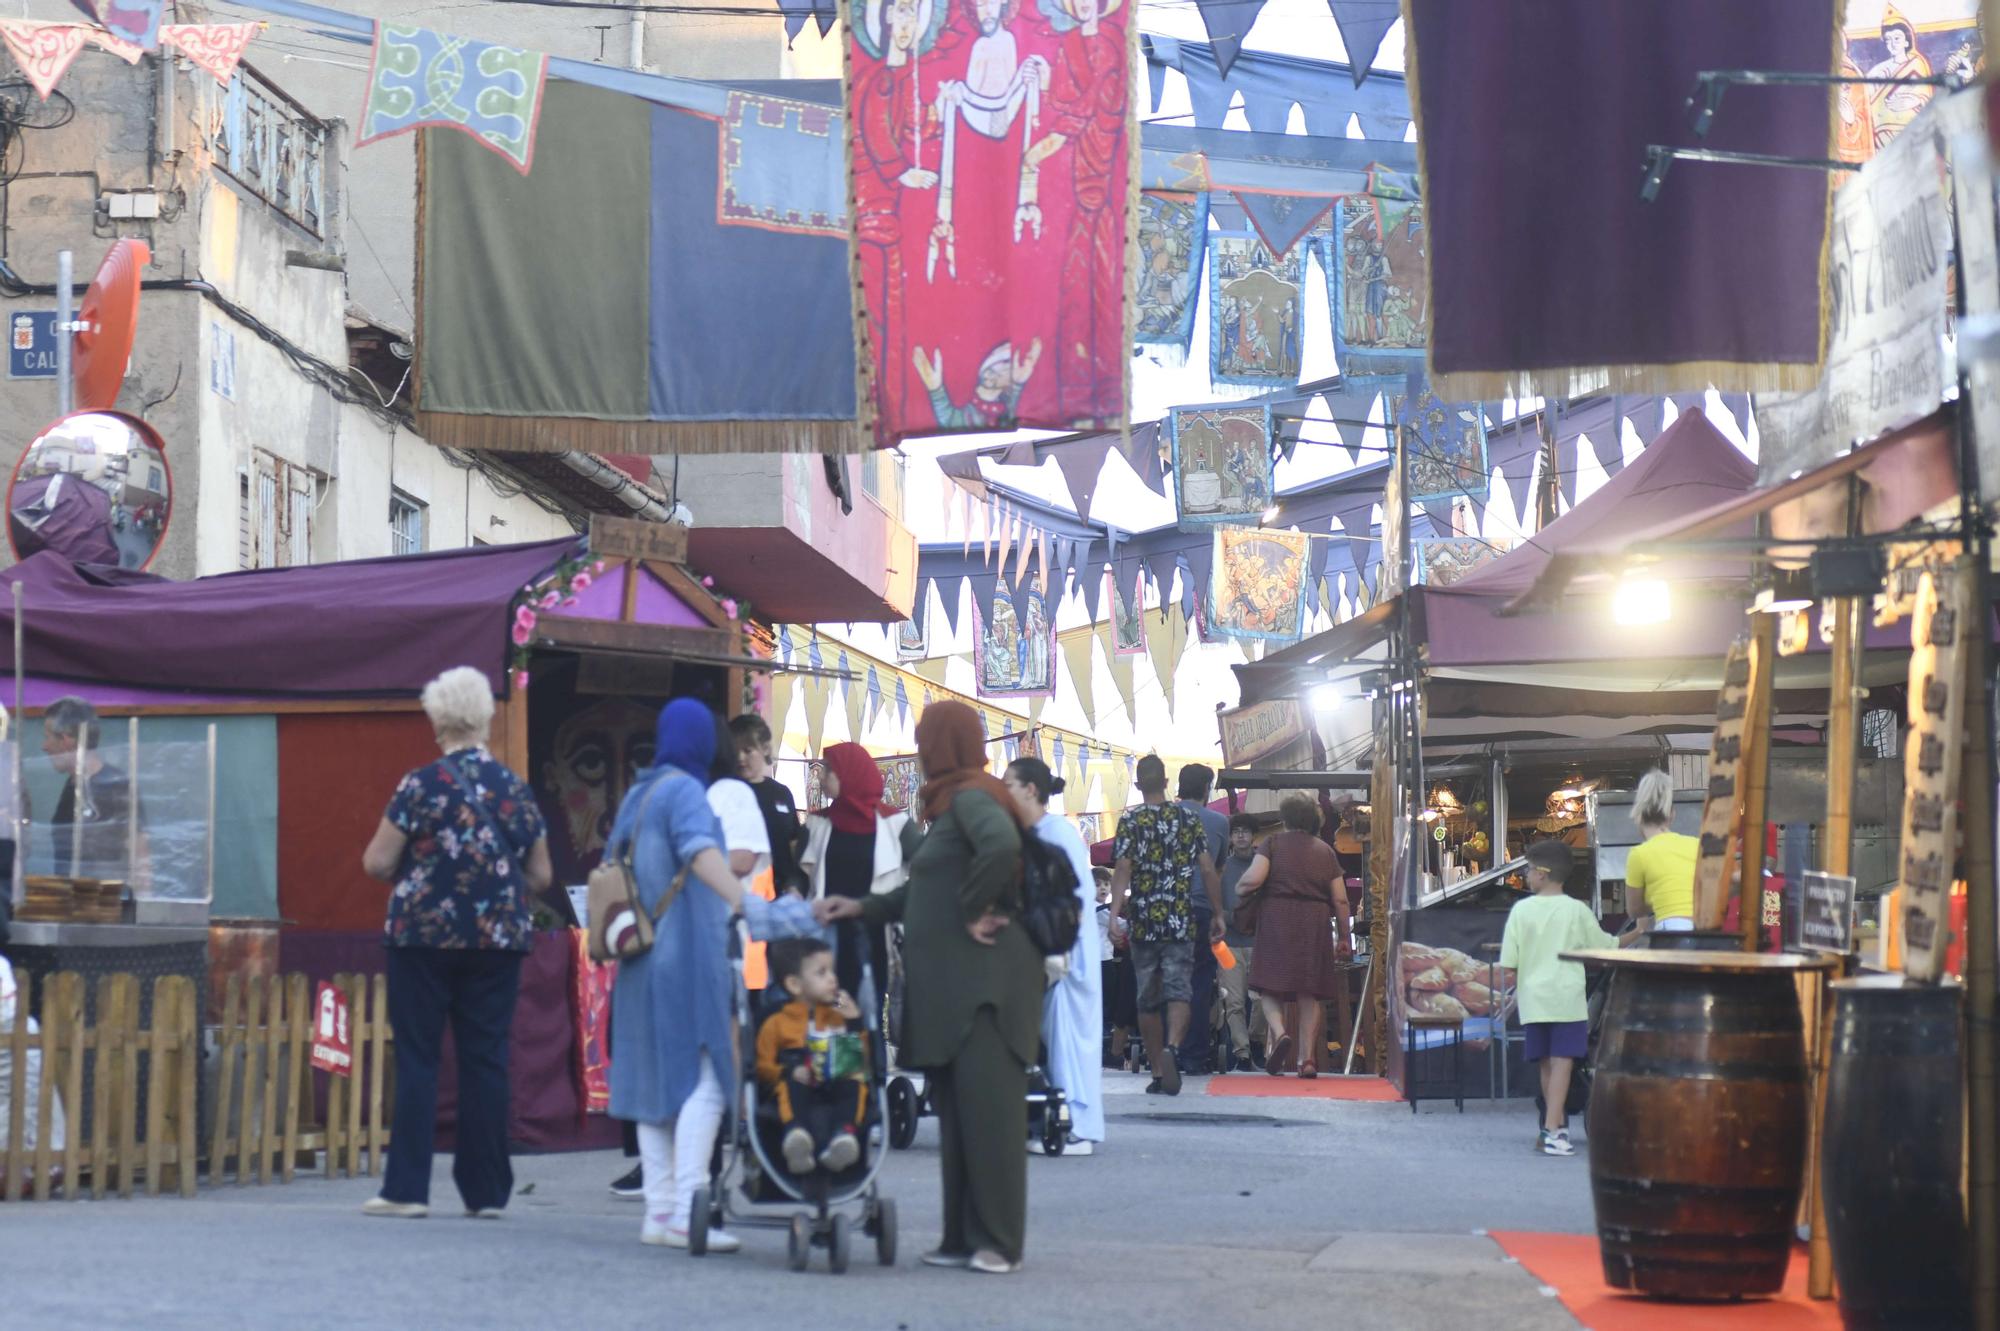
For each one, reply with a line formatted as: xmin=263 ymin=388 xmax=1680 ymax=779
xmin=360 ymin=666 xmax=554 ymax=1219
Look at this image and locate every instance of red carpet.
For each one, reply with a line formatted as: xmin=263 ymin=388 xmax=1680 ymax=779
xmin=1204 ymin=1074 xmax=1402 ymax=1101
xmin=1489 ymin=1231 xmax=1841 ymax=1330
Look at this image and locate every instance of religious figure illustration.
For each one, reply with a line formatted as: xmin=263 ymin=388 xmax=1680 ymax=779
xmin=1864 ymin=5 xmax=1935 ymax=148
xmin=1835 ymin=51 xmax=1875 ymax=165
xmin=976 ymin=591 xmax=1055 ymax=695
xmin=1331 ymin=196 xmax=1425 ymax=367
xmin=1397 ymin=388 xmax=1489 ymax=505
xmin=1028 ymin=0 xmax=1128 ymax=424
xmin=537 ymin=696 xmax=657 ymax=884
xmin=1172 ymin=404 xmax=1274 ymax=527
xmin=1210 ymin=234 xmax=1304 ymax=386
xmin=1413 ymin=536 xmax=1505 ymax=588
xmin=1212 ymin=530 xmax=1308 ymax=642
xmin=1136 ymin=193 xmax=1206 ymax=347
xmin=912 ymin=337 xmax=1041 ymax=430
xmin=929 ymin=0 xmax=1052 ymax=279
xmin=853 ymin=0 xmax=946 ymax=433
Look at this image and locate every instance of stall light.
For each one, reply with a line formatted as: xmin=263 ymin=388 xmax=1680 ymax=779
xmin=1419 ymin=809 xmax=1442 ymax=822
xmin=1262 ymin=505 xmax=1283 ymax=524
xmin=1752 ymin=568 xmax=1812 ymax=615
xmin=1612 ymin=576 xmax=1671 ymax=625
xmin=1309 ymin=681 xmax=1345 ymax=713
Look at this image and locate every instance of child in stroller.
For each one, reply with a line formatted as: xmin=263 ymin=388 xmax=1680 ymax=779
xmin=757 ymin=939 xmax=870 ymax=1177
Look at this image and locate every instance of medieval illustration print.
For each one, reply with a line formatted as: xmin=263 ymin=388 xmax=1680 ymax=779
xmin=1208 ymin=232 xmax=1306 ymax=388
xmin=1170 ymin=403 xmax=1274 ymax=529
xmin=1136 ymin=191 xmax=1209 ymax=353
xmin=1329 ymin=193 xmax=1426 ymax=376
xmin=1211 ymin=527 xmax=1310 ymax=643
xmin=973 ymin=590 xmax=1057 ymax=697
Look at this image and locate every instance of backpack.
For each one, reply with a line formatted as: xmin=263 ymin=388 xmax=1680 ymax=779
xmin=1019 ymin=830 xmax=1082 ymax=957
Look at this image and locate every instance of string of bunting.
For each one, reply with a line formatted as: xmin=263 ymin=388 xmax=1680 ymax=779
xmin=0 ymin=19 xmax=261 ymax=99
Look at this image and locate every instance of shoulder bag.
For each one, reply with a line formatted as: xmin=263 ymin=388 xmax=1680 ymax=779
xmin=586 ymin=776 xmax=694 ymax=963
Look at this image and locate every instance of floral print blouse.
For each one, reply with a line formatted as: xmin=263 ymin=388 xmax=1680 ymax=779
xmin=1113 ymin=802 xmax=1207 ymax=944
xmin=383 ymin=747 xmax=546 ymax=951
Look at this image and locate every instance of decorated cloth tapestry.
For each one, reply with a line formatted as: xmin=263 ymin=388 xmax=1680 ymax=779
xmin=895 ymin=615 xmax=927 ymax=661
xmin=1394 ymin=381 xmax=1488 ymax=505
xmin=973 ymin=590 xmax=1057 ymax=698
xmin=66 ymin=0 xmax=163 ymax=49
xmin=1170 ymin=403 xmax=1273 ymax=529
xmin=1136 ymin=191 xmax=1209 ymax=356
xmin=1210 ymin=527 xmax=1309 ymax=642
xmin=1412 ymin=536 xmax=1504 ymax=588
xmin=1208 ymin=231 xmax=1305 ymax=388
xmin=357 ymin=22 xmax=548 ymax=175
xmin=845 ymin=0 xmax=1140 ymax=446
xmin=1109 ymin=568 xmax=1147 ymax=655
xmin=1328 ymin=188 xmax=1425 ymax=379
xmin=1837 ymin=2 xmax=1982 ymax=164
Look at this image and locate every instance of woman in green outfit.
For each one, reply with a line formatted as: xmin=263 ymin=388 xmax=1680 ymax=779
xmin=816 ymin=700 xmax=1037 ymax=1274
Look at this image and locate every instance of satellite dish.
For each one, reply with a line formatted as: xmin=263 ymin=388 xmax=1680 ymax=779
xmin=8 ymin=411 xmax=173 ymax=571
xmin=72 ymin=239 xmax=150 ymax=412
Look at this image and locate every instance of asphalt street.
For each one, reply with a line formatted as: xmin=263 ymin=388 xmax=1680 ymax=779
xmin=5 ymin=1071 xmax=1592 ymax=1330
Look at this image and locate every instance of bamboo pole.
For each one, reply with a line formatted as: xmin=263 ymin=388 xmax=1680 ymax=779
xmin=1738 ymin=613 xmax=1776 ymax=953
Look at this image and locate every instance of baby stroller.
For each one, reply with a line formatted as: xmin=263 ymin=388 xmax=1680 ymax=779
xmin=878 ymin=923 xmax=1073 ymax=1156
xmin=688 ymin=924 xmax=898 ymax=1273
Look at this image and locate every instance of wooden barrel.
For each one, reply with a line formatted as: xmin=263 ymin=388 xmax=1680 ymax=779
xmin=1579 ymin=950 xmax=1820 ymax=1300
xmin=1823 ymin=978 xmax=1970 ymax=1329
xmin=1645 ymin=930 xmax=1741 ymax=952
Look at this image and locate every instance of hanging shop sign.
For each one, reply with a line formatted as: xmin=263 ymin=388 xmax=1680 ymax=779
xmin=1899 ymin=561 xmax=1970 ymax=983
xmin=310 ymin=981 xmax=353 ymax=1077
xmin=1691 ymin=637 xmax=1753 ymax=926
xmin=1790 ymin=869 xmax=1858 ymax=955
xmin=1218 ymin=697 xmax=1307 ymax=767
xmin=1755 ymin=98 xmax=1952 ymax=485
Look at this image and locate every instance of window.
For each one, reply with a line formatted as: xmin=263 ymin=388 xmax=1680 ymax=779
xmin=390 ymin=489 xmax=427 ymax=556
xmin=239 ymin=450 xmax=318 ymax=570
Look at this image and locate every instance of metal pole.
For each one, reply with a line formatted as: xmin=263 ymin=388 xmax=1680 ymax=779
xmin=1344 ymin=955 xmax=1370 ymax=1076
xmin=126 ymin=716 xmax=138 ymax=892
xmin=206 ymin=723 xmax=218 ymax=906
xmin=55 ymin=250 xmax=73 ymax=419
xmin=9 ymin=581 xmax=20 ymax=911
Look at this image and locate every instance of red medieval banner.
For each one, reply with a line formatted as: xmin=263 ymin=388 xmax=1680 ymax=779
xmin=845 ymin=0 xmax=1137 ymax=447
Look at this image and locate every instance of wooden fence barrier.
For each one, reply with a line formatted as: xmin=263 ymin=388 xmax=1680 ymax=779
xmin=209 ymin=972 xmax=394 ymax=1186
xmin=1 ymin=971 xmax=199 ymax=1201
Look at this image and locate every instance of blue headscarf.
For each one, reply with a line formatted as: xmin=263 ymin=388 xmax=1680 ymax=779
xmin=654 ymin=698 xmax=716 ymax=780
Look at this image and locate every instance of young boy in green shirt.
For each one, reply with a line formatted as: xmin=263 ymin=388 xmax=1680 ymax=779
xmin=1498 ymin=840 xmax=1619 ymax=1157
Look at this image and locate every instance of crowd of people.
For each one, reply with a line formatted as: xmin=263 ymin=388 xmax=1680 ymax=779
xmin=353 ymin=670 xmax=1378 ymax=1269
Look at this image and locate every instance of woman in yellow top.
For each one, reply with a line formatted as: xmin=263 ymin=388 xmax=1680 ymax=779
xmin=1622 ymin=770 xmax=1696 ymax=933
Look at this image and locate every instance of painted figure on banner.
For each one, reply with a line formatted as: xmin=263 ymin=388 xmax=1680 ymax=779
xmin=1171 ymin=404 xmax=1274 ymax=528
xmin=1836 ymin=51 xmax=1876 ymax=165
xmin=1864 ymin=5 xmax=1936 ymax=148
xmin=1395 ymin=386 xmax=1489 ymax=505
xmin=1413 ymin=536 xmax=1505 ymax=589
xmin=913 ymin=338 xmax=1041 ymax=428
xmin=1110 ymin=568 xmax=1147 ymax=655
xmin=1837 ymin=2 xmax=1982 ymax=163
xmin=896 ymin=615 xmax=928 ymax=661
xmin=929 ymin=0 xmax=1052 ymax=279
xmin=853 ymin=0 xmax=947 ymax=438
xmin=1330 ymin=196 xmax=1426 ymax=371
xmin=975 ymin=592 xmax=1056 ymax=696
xmin=1209 ymin=233 xmax=1305 ymax=387
xmin=1031 ymin=0 xmax=1132 ymax=422
xmin=1137 ymin=193 xmax=1208 ymax=351
xmin=535 ymin=696 xmax=656 ymax=884
xmin=1211 ymin=528 xmax=1309 ymax=642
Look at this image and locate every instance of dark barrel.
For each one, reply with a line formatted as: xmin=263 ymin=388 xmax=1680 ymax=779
xmin=1585 ymin=952 xmax=1812 ymax=1299
xmin=1822 ymin=979 xmax=1970 ymax=1329
xmin=1646 ymin=930 xmax=1742 ymax=952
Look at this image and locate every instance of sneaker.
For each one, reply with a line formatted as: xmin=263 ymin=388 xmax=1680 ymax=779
xmin=1158 ymin=1044 xmax=1183 ymax=1096
xmin=969 ymin=1249 xmax=1023 ymax=1274
xmin=922 ymin=1249 xmax=973 ymax=1268
xmin=782 ymin=1126 xmax=818 ymax=1175
xmin=361 ymin=1196 xmax=428 ymax=1219
xmin=1062 ymin=1135 xmax=1094 ymax=1156
xmin=464 ymin=1207 xmax=505 ymax=1219
xmin=1539 ymin=1130 xmax=1576 ymax=1157
xmin=609 ymin=1164 xmax=644 ymax=1199
xmin=819 ymin=1130 xmax=860 ymax=1173
xmin=1266 ymin=1035 xmax=1293 ymax=1077
xmin=642 ymin=1220 xmax=743 ymax=1252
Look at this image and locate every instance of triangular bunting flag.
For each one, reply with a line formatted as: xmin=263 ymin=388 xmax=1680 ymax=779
xmin=1060 ymin=632 xmax=1098 ymax=728
xmin=994 ymin=505 xmax=1014 ymax=579
xmin=803 ymin=677 xmax=831 ymax=757
xmin=1147 ymin=605 xmax=1189 ymax=721
xmin=844 ymin=670 xmax=866 ymax=740
xmin=1029 ymin=696 xmax=1047 ymax=725
xmin=1053 ymin=436 xmax=1114 ymax=521
xmin=770 ymin=672 xmax=797 ymax=747
xmin=1108 ymin=649 xmax=1137 ymax=728
xmin=913 ymin=658 xmax=951 ymax=686
xmin=0 ymin=21 xmax=89 ymax=99
xmin=1235 ymin=192 xmax=1336 ymax=259
xmin=893 ymin=676 xmax=911 ymax=726
xmin=1326 ymin=0 xmax=1394 ymax=86
xmin=161 ymin=22 xmax=260 ymax=84
xmin=1193 ymin=0 xmax=1270 ymax=77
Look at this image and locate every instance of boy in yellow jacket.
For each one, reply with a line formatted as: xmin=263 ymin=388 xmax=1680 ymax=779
xmin=756 ymin=938 xmax=871 ymax=1175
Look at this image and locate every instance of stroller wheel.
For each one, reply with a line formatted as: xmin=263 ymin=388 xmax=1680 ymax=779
xmin=787 ymin=1213 xmax=812 ymax=1272
xmin=874 ymin=1197 xmax=898 ymax=1266
xmin=888 ymin=1078 xmax=919 ymax=1150
xmin=1042 ymin=1119 xmax=1066 ymax=1157
xmin=829 ymin=1213 xmax=852 ymax=1274
xmin=688 ymin=1188 xmax=712 ymax=1257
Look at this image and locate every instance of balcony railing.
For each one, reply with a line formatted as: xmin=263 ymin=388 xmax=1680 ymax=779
xmin=209 ymin=62 xmax=328 ymax=237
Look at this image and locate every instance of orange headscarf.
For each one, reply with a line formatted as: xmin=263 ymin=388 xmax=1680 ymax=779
xmin=915 ymin=701 xmax=1029 ymax=828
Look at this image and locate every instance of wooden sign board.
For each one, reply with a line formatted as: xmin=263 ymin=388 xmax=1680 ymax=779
xmin=1218 ymin=698 xmax=1307 ymax=768
xmin=1692 ymin=638 xmax=1752 ymax=928
xmin=576 ymin=654 xmax=678 ymax=697
xmin=1791 ymin=870 xmax=1857 ymax=954
xmin=589 ymin=514 xmax=689 ymax=565
xmin=1899 ymin=562 xmax=1970 ymax=983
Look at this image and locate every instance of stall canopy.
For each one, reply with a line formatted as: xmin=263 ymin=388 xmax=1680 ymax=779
xmin=0 ymin=538 xmax=581 ymax=699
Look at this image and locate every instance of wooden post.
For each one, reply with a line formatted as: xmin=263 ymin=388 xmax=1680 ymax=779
xmin=211 ymin=975 xmax=240 ymax=1185
xmin=500 ymin=687 xmax=530 ymax=784
xmin=367 ymin=973 xmax=389 ymax=1174
xmin=56 ymin=974 xmax=81 ymax=1200
xmin=144 ymin=978 xmax=171 ymax=1196
xmin=5 ymin=969 xmax=30 ymax=1203
xmin=281 ymin=974 xmax=307 ymax=1184
xmin=240 ymin=976 xmax=263 ymax=1186
xmin=174 ymin=977 xmax=196 ymax=1199
xmin=343 ymin=975 xmax=367 ymax=1176
xmin=115 ymin=974 xmax=139 ymax=1198
xmin=259 ymin=975 xmax=282 ymax=1185
xmin=1738 ymin=613 xmax=1776 ymax=953
xmin=1960 ymin=607 xmax=1999 ymax=1331
xmin=33 ymin=972 xmax=59 ymax=1202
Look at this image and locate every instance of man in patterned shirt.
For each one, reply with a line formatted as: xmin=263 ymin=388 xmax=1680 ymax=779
xmin=1107 ymin=755 xmax=1223 ymax=1095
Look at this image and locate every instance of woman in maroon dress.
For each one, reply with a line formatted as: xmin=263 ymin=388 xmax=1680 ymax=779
xmin=1236 ymin=794 xmax=1350 ymax=1078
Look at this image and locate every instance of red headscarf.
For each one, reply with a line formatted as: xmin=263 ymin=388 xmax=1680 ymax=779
xmin=822 ymin=741 xmax=897 ymax=835
xmin=914 ymin=701 xmax=1030 ymax=829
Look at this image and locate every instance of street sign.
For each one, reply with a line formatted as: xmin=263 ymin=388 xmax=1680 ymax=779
xmin=310 ymin=981 xmax=353 ymax=1076
xmin=7 ymin=311 xmax=56 ymax=379
xmin=1794 ymin=870 xmax=1858 ymax=955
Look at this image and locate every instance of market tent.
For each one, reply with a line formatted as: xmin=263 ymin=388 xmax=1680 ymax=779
xmin=0 ymin=538 xmax=580 ymax=698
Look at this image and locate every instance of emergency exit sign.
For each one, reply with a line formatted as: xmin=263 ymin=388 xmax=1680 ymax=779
xmin=7 ymin=311 xmax=56 ymax=379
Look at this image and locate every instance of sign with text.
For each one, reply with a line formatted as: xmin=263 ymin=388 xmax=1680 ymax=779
xmin=1218 ymin=698 xmax=1308 ymax=768
xmin=1692 ymin=638 xmax=1753 ymax=928
xmin=1793 ymin=870 xmax=1857 ymax=954
xmin=7 ymin=310 xmax=55 ymax=379
xmin=1900 ymin=562 xmax=1970 ymax=983
xmin=310 ymin=981 xmax=353 ymax=1076
xmin=588 ymin=513 xmax=689 ymax=565
xmin=1756 ymin=98 xmax=1952 ymax=484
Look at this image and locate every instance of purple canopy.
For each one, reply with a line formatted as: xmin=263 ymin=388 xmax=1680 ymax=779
xmin=0 ymin=537 xmax=580 ymax=699
xmin=10 ymin=473 xmax=120 ymax=568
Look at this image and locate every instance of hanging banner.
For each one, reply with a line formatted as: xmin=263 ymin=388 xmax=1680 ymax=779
xmin=1754 ymin=96 xmax=1951 ymax=485
xmin=67 ymin=0 xmax=163 ymax=50
xmin=1836 ymin=5 xmax=1980 ymax=165
xmin=1110 ymin=566 xmax=1148 ymax=655
xmin=1207 ymin=231 xmax=1306 ymax=387
xmin=0 ymin=20 xmax=89 ymax=99
xmin=1691 ymin=638 xmax=1753 ymax=928
xmin=1170 ymin=403 xmax=1273 ymax=529
xmin=1411 ymin=536 xmax=1503 ymax=588
xmin=846 ymin=0 xmax=1139 ymax=446
xmin=1217 ymin=697 xmax=1306 ymax=767
xmin=161 ymin=22 xmax=262 ymax=85
xmin=1900 ymin=561 xmax=1969 ymax=983
xmin=357 ymin=22 xmax=548 ymax=174
xmin=1937 ymin=87 xmax=2000 ymax=503
xmin=972 ymin=589 xmax=1056 ymax=699
xmin=1326 ymin=188 xmax=1425 ymax=380
xmin=1395 ymin=379 xmax=1489 ymax=505
xmin=1136 ymin=191 xmax=1209 ymax=357
xmin=1378 ymin=432 xmax=1408 ymax=602
xmin=1210 ymin=527 xmax=1310 ymax=642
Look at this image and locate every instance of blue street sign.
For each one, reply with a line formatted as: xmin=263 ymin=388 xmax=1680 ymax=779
xmin=7 ymin=310 xmax=57 ymax=380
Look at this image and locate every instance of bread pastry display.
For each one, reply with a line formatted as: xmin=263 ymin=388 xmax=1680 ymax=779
xmin=1397 ymin=941 xmax=1504 ymax=1045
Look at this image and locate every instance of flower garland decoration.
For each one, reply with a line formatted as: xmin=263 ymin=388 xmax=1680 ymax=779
xmin=506 ymin=553 xmax=748 ymax=692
